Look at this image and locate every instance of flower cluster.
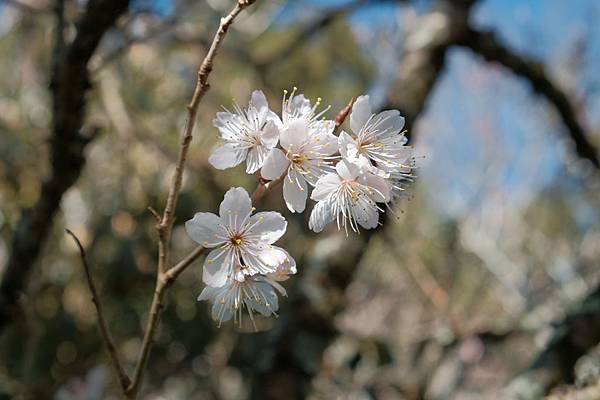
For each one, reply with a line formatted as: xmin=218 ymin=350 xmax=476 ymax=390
xmin=186 ymin=187 xmax=296 ymax=329
xmin=209 ymin=89 xmax=414 ymax=233
xmin=187 ymin=88 xmax=414 ymax=327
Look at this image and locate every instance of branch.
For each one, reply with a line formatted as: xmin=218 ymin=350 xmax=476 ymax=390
xmin=455 ymin=27 xmax=600 ymax=168
xmin=124 ymin=1 xmax=257 ymax=397
xmin=65 ymin=229 xmax=131 ymax=390
xmin=0 ymin=0 xmax=130 ymax=334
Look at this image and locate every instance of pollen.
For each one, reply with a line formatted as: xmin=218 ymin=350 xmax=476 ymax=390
xmin=230 ymin=235 xmax=243 ymax=246
xmin=291 ymin=154 xmax=307 ymax=164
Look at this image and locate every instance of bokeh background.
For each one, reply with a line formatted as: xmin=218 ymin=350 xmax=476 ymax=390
xmin=1 ymin=0 xmax=600 ymax=399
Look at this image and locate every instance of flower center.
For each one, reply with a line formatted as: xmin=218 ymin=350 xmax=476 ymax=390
xmin=230 ymin=235 xmax=243 ymax=246
xmin=291 ymin=153 xmax=306 ymax=164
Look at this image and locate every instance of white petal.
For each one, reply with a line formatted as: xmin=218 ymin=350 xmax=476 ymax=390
xmin=197 ymin=285 xmax=219 ymax=301
xmin=280 ymin=119 xmax=309 ymax=151
xmin=208 ymin=143 xmax=247 ymax=170
xmin=267 ymin=249 xmax=297 ymax=281
xmin=261 ymin=120 xmax=280 ymax=148
xmin=353 ymin=201 xmax=379 ymax=230
xmin=309 ymin=197 xmax=336 ymax=233
xmin=251 ymin=90 xmax=268 ymax=113
xmin=202 ymin=248 xmax=232 ymax=287
xmin=350 ymin=95 xmax=372 ymax=134
xmin=219 ymin=187 xmax=252 ymax=230
xmin=283 ymin=169 xmax=308 ymax=213
xmin=257 ymin=245 xmax=288 ymax=267
xmin=338 ymin=131 xmax=360 ymax=160
xmin=311 ymin=173 xmax=341 ymax=201
xmin=311 ymin=130 xmax=338 ymax=155
xmin=361 ymin=173 xmax=391 ymax=202
xmin=261 ymin=148 xmax=290 ymax=180
xmin=185 ymin=212 xmax=226 ymax=247
xmin=246 ymin=146 xmax=270 ymax=174
xmin=246 ymin=281 xmax=279 ymax=315
xmin=336 ymin=159 xmax=359 ymax=181
xmin=246 ymin=212 xmax=287 ymax=244
xmin=381 ymin=144 xmax=413 ymax=168
xmin=212 ymin=303 xmax=233 ymax=322
xmin=369 ymin=110 xmax=405 ymax=138
xmin=240 ymin=249 xmax=277 ymax=275
xmin=288 ymin=94 xmax=312 ymax=119
xmin=213 ymin=112 xmax=243 ymax=141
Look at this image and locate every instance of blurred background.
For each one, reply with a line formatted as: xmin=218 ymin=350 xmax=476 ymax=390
xmin=1 ymin=0 xmax=600 ymax=398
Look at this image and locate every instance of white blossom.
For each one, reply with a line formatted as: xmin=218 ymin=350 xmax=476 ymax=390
xmin=259 ymin=87 xmax=338 ymax=213
xmin=185 ymin=187 xmax=293 ymax=287
xmin=338 ymin=95 xmax=411 ymax=172
xmin=277 ymin=87 xmax=331 ymax=131
xmin=261 ymin=118 xmax=338 ymax=213
xmin=309 ymin=159 xmax=391 ymax=234
xmin=198 ymin=274 xmax=287 ymax=329
xmin=209 ymin=90 xmax=280 ymax=173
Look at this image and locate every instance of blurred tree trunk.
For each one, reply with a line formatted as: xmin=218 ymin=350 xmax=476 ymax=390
xmin=0 ymin=0 xmax=130 ymax=333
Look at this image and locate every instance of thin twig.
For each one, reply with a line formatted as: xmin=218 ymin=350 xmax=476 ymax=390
xmin=65 ymin=229 xmax=131 ymax=390
xmin=125 ymin=1 xmax=257 ymax=397
xmin=251 ymin=175 xmax=284 ymax=203
xmin=147 ymin=206 xmax=161 ymax=223
xmin=164 ymin=245 xmax=206 ymax=286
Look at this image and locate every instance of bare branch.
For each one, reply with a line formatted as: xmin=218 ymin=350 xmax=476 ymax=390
xmin=65 ymin=229 xmax=131 ymax=390
xmin=455 ymin=27 xmax=600 ymax=168
xmin=251 ymin=175 xmax=284 ymax=203
xmin=147 ymin=206 xmax=161 ymax=223
xmin=125 ymin=1 xmax=257 ymax=397
xmin=164 ymin=246 xmax=206 ymax=286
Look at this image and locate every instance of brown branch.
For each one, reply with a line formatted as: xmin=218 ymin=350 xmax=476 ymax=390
xmin=65 ymin=229 xmax=131 ymax=390
xmin=455 ymin=27 xmax=600 ymax=168
xmin=251 ymin=175 xmax=284 ymax=203
xmin=0 ymin=0 xmax=130 ymax=334
xmin=124 ymin=1 xmax=257 ymax=397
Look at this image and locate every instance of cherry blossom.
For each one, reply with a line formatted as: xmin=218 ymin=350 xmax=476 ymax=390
xmin=261 ymin=118 xmax=338 ymax=212
xmin=197 ymin=274 xmax=287 ymax=329
xmin=208 ymin=90 xmax=280 ymax=173
xmin=338 ymin=95 xmax=410 ymax=172
xmin=309 ymin=159 xmax=391 ymax=233
xmin=185 ymin=187 xmax=293 ymax=287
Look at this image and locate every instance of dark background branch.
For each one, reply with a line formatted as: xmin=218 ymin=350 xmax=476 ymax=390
xmin=0 ymin=0 xmax=130 ymax=334
xmin=455 ymin=27 xmax=600 ymax=168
